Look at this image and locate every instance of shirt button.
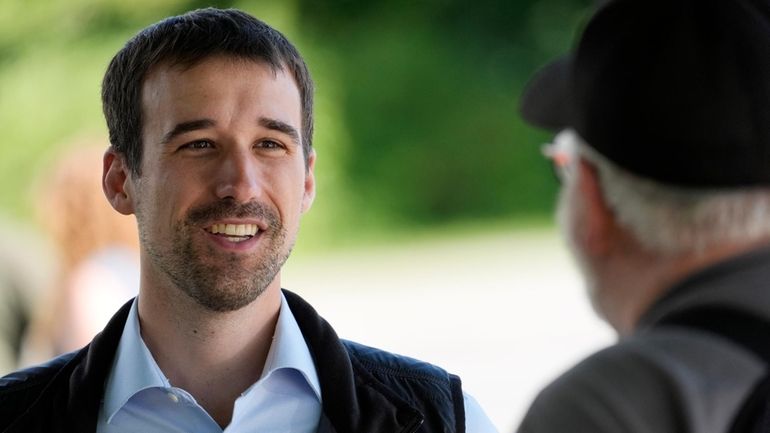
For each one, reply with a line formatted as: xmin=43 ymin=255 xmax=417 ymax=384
xmin=167 ymin=392 xmax=180 ymax=403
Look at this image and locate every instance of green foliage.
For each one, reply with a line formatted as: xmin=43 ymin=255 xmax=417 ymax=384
xmin=0 ymin=0 xmax=591 ymax=242
xmin=295 ymin=0 xmax=591 ymax=234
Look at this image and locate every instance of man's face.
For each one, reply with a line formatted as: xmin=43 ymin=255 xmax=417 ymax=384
xmin=550 ymin=134 xmax=603 ymax=312
xmin=126 ymin=56 xmax=315 ymax=312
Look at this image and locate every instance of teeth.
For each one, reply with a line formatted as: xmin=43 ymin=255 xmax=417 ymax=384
xmin=209 ymin=223 xmax=258 ymax=236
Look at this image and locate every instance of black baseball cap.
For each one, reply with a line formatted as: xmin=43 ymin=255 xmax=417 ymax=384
xmin=520 ymin=0 xmax=770 ymax=187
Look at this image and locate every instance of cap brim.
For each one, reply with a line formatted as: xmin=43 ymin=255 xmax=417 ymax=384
xmin=519 ymin=55 xmax=573 ymax=132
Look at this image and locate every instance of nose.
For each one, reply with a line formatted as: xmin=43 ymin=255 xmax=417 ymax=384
xmin=213 ymin=148 xmax=262 ymax=202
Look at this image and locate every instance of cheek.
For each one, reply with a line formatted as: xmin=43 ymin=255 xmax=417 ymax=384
xmin=557 ymin=176 xmax=594 ymax=260
xmin=557 ymin=180 xmax=603 ymax=306
xmin=135 ymin=176 xmax=186 ymax=224
xmin=270 ymin=167 xmax=311 ymax=216
xmin=556 ymin=181 xmax=578 ymax=240
xmin=279 ymin=187 xmax=308 ymax=227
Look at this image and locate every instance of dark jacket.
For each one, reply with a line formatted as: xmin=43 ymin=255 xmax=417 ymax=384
xmin=0 ymin=289 xmax=464 ymax=433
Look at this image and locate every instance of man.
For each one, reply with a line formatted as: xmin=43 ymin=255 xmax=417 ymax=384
xmin=517 ymin=0 xmax=770 ymax=432
xmin=0 ymin=8 xmax=496 ymax=433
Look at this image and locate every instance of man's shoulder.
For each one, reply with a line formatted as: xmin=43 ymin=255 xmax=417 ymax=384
xmin=518 ymin=337 xmax=684 ymax=433
xmin=286 ymin=289 xmax=461 ymax=393
xmin=284 ymin=290 xmax=471 ymax=430
xmin=342 ymin=339 xmax=462 ymax=404
xmin=518 ymin=329 xmax=765 ymax=433
xmin=341 ymin=339 xmax=468 ymax=431
xmin=342 ymin=339 xmax=459 ymax=385
xmin=0 ymin=351 xmax=80 ymax=424
xmin=1 ymin=351 xmax=77 ymax=391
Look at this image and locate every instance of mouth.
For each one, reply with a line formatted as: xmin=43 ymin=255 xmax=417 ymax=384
xmin=204 ymin=223 xmax=261 ymax=243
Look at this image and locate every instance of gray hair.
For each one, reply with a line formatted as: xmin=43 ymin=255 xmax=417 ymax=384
xmin=554 ymin=129 xmax=770 ymax=255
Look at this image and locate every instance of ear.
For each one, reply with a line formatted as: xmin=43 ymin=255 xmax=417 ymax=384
xmin=576 ymin=158 xmax=616 ymax=256
xmin=102 ymin=149 xmax=136 ymax=215
xmin=301 ymin=149 xmax=317 ymax=213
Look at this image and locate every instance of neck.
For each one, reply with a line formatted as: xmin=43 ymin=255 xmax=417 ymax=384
xmin=601 ymin=239 xmax=770 ymax=337
xmin=137 ymin=276 xmax=282 ymax=427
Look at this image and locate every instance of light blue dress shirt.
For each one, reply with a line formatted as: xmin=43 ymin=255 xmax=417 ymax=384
xmin=96 ymin=294 xmax=498 ymax=432
xmin=97 ymin=295 xmax=322 ymax=433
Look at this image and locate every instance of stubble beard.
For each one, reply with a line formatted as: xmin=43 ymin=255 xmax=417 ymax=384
xmin=140 ymin=199 xmax=294 ymax=312
xmin=556 ymin=177 xmax=602 ymax=312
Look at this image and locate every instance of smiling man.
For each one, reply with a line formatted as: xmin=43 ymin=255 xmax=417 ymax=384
xmin=0 ymin=8 xmax=496 ymax=433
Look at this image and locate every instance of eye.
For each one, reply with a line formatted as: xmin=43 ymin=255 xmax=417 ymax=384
xmin=181 ymin=140 xmax=214 ymax=150
xmin=257 ymin=140 xmax=285 ymax=150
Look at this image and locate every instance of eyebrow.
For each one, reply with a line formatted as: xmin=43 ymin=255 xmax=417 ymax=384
xmin=161 ymin=119 xmax=216 ymax=144
xmin=259 ymin=117 xmax=301 ymax=145
xmin=160 ymin=117 xmax=301 ymax=145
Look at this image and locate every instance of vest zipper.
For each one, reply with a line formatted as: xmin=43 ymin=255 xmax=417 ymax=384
xmin=401 ymin=416 xmax=424 ymax=433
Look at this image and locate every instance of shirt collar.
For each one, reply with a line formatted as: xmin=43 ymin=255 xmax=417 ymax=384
xmin=102 ymin=292 xmax=322 ymax=422
xmin=258 ymin=293 xmax=322 ymax=400
xmin=102 ymin=298 xmax=170 ymax=423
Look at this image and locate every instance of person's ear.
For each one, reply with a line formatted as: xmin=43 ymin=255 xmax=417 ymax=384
xmin=301 ymin=149 xmax=316 ymax=213
xmin=576 ymin=158 xmax=616 ymax=256
xmin=102 ymin=149 xmax=136 ymax=215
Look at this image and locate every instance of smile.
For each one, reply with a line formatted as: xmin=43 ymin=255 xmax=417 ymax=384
xmin=205 ymin=223 xmax=260 ymax=243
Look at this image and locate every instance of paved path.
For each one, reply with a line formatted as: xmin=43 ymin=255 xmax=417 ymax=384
xmin=283 ymin=227 xmax=614 ymax=431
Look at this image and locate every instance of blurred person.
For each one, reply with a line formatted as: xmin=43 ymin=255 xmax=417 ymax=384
xmin=0 ymin=216 xmax=54 ymax=375
xmin=0 ymin=8 xmax=497 ymax=433
xmin=22 ymin=143 xmax=139 ymax=363
xmin=516 ymin=0 xmax=770 ymax=432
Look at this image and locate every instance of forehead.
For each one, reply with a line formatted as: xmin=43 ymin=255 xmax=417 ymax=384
xmin=140 ymin=56 xmax=301 ymax=125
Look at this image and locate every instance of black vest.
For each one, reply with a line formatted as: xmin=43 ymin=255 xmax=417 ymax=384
xmin=0 ymin=289 xmax=464 ymax=433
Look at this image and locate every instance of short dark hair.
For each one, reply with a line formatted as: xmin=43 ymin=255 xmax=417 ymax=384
xmin=102 ymin=8 xmax=314 ymax=176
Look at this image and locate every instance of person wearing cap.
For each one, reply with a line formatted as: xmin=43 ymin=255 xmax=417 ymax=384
xmin=518 ymin=0 xmax=770 ymax=432
xmin=0 ymin=8 xmax=498 ymax=433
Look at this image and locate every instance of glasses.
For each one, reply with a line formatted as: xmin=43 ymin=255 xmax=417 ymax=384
xmin=541 ymin=129 xmax=580 ymax=182
xmin=541 ymin=141 xmax=574 ymax=183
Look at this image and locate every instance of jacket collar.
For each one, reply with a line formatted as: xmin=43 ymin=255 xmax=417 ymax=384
xmin=283 ymin=290 xmax=425 ymax=433
xmin=638 ymin=244 xmax=770 ymax=330
xmin=8 ymin=291 xmax=422 ymax=433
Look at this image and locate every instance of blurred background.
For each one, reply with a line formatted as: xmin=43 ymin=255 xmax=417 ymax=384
xmin=0 ymin=0 xmax=614 ymax=430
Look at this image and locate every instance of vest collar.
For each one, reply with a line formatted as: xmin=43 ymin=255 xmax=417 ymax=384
xmin=8 ymin=291 xmax=424 ymax=433
xmin=283 ymin=289 xmax=424 ymax=433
